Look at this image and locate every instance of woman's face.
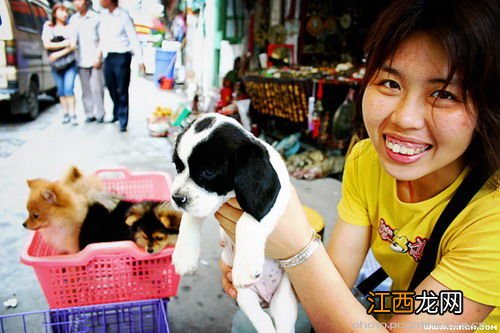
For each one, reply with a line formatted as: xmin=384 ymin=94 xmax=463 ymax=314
xmin=362 ymin=33 xmax=477 ymax=183
xmin=55 ymin=8 xmax=68 ymax=23
xmin=100 ymin=0 xmax=112 ymax=9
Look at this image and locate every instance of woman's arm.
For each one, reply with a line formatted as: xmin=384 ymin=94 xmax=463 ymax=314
xmin=284 ymin=242 xmax=494 ymax=332
xmin=327 ymin=219 xmax=371 ymax=288
xmin=47 ymin=45 xmax=75 ymax=62
xmin=216 ymin=188 xmax=495 ymax=332
xmin=391 ymin=277 xmax=494 ymax=332
xmin=286 ymin=244 xmax=380 ymax=332
xmin=43 ymin=39 xmax=70 ymax=51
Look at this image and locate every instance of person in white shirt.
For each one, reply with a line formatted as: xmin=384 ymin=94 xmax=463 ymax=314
xmin=70 ymin=0 xmax=105 ymax=123
xmin=98 ymin=0 xmax=145 ymax=132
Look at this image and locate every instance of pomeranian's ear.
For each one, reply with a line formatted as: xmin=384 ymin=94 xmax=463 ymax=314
xmin=125 ymin=202 xmax=149 ymax=226
xmin=41 ymin=188 xmax=57 ymax=204
xmin=156 ymin=202 xmax=182 ymax=229
xmin=125 ymin=214 xmax=139 ymax=226
xmin=27 ymin=178 xmax=43 ymax=188
xmin=166 ymin=211 xmax=182 ymax=229
xmin=62 ymin=166 xmax=83 ymax=184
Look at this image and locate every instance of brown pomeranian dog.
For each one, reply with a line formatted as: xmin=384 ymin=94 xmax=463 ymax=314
xmin=24 ymin=178 xmax=88 ymax=254
xmin=23 ymin=167 xmax=129 ymax=254
xmin=125 ymin=201 xmax=182 ymax=254
xmin=61 ymin=166 xmax=121 ymax=210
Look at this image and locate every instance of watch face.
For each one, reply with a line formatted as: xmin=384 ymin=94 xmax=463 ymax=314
xmin=339 ymin=13 xmax=352 ymax=29
xmin=306 ymin=15 xmax=323 ymax=37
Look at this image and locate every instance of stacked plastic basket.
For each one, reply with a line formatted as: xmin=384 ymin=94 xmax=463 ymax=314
xmin=1 ymin=168 xmax=180 ymax=333
xmin=0 ymin=299 xmax=170 ymax=333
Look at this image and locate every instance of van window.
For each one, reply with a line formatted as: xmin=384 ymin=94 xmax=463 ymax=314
xmin=31 ymin=3 xmax=48 ymax=32
xmin=11 ymin=0 xmax=37 ymax=31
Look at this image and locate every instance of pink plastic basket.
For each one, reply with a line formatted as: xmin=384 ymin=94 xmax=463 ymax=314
xmin=20 ymin=168 xmax=181 ymax=309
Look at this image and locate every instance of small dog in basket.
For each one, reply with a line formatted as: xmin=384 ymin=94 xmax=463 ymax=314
xmin=23 ymin=166 xmax=130 ymax=254
xmin=125 ymin=201 xmax=182 ymax=254
xmin=61 ymin=166 xmax=120 ymax=210
xmin=171 ymin=113 xmax=298 ymax=333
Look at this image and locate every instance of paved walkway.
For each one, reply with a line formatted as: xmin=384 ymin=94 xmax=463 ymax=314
xmin=0 ymin=73 xmax=341 ymax=332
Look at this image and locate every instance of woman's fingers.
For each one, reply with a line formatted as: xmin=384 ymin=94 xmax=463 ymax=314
xmin=215 ymin=212 xmax=236 ymax=240
xmin=214 ymin=201 xmax=243 ymax=242
xmin=217 ymin=201 xmax=244 ymax=220
xmin=225 ymin=197 xmax=242 ymax=209
xmin=219 ymin=260 xmax=237 ymax=299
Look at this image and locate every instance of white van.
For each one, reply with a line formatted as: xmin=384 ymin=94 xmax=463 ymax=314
xmin=0 ymin=0 xmax=56 ymax=119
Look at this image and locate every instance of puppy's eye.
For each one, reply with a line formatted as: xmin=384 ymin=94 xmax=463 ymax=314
xmin=155 ymin=236 xmax=165 ymax=241
xmin=32 ymin=213 xmax=40 ymax=219
xmin=201 ymin=169 xmax=215 ymax=178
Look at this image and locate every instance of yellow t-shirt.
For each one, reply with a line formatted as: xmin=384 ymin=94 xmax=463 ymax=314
xmin=338 ymin=139 xmax=500 ymax=327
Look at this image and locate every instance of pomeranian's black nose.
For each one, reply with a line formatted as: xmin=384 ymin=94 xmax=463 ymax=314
xmin=172 ymin=193 xmax=188 ymax=207
xmin=22 ymin=222 xmax=28 ymax=228
xmin=147 ymin=248 xmax=154 ymax=253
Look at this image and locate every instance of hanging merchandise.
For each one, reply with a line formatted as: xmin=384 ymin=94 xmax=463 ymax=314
xmin=332 ymin=88 xmax=355 ymax=149
xmin=339 ymin=13 xmax=352 ymax=29
xmin=306 ymin=15 xmax=323 ymax=37
xmin=307 ymin=81 xmax=316 ymax=132
xmin=311 ymin=80 xmax=324 ymax=139
xmin=268 ymin=24 xmax=287 ymax=44
xmin=285 ymin=0 xmax=300 ymax=37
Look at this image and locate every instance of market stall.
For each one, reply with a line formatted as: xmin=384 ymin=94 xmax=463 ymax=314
xmin=242 ymin=64 xmax=364 ymax=147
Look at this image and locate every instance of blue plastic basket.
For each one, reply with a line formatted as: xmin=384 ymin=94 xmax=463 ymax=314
xmin=0 ymin=299 xmax=170 ymax=333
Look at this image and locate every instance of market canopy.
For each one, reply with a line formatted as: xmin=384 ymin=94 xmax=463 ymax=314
xmin=133 ymin=14 xmax=165 ymax=35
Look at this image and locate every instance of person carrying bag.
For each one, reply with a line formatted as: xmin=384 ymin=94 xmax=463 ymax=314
xmin=48 ymin=35 xmax=76 ymax=72
xmin=41 ymin=3 xmax=78 ymax=125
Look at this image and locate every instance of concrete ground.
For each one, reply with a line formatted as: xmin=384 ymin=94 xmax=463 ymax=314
xmin=0 ymin=73 xmax=341 ymax=332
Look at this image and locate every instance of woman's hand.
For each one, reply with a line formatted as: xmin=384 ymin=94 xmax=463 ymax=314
xmin=48 ymin=52 xmax=61 ymax=62
xmin=215 ymin=185 xmax=313 ymax=260
xmin=48 ymin=46 xmax=73 ymax=62
xmin=219 ymin=260 xmax=237 ymax=299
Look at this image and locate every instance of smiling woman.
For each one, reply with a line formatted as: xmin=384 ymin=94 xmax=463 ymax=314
xmin=361 ymin=33 xmax=477 ymax=200
xmin=215 ymin=0 xmax=500 ymax=332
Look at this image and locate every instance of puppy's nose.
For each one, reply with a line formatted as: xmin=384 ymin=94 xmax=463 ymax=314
xmin=22 ymin=222 xmax=28 ymax=229
xmin=147 ymin=248 xmax=154 ymax=253
xmin=172 ymin=193 xmax=188 ymax=207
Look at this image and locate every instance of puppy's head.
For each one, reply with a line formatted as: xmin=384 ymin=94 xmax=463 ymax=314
xmin=126 ymin=201 xmax=182 ymax=254
xmin=23 ymin=178 xmax=86 ymax=230
xmin=171 ymin=114 xmax=281 ymax=220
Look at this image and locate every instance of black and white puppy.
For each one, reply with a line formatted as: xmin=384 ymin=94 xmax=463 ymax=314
xmin=171 ymin=113 xmax=297 ymax=333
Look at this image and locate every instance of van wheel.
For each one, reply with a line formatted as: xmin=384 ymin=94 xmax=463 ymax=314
xmin=13 ymin=80 xmax=40 ymax=120
xmin=25 ymin=80 xmax=40 ymax=120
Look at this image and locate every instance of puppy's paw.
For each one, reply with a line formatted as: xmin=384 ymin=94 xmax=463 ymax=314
xmin=231 ymin=256 xmax=264 ymax=288
xmin=172 ymin=247 xmax=199 ymax=275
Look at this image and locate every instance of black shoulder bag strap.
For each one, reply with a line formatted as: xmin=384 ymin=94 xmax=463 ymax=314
xmin=355 ymin=166 xmax=490 ymax=295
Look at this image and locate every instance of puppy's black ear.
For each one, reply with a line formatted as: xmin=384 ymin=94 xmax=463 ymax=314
xmin=234 ymin=142 xmax=281 ymax=221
